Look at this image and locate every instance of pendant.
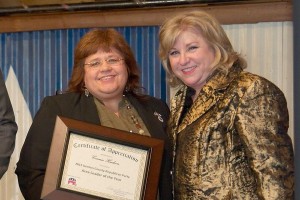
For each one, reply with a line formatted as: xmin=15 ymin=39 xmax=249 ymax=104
xmin=126 ymin=99 xmax=145 ymax=135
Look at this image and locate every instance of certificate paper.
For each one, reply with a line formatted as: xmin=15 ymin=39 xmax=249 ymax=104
xmin=60 ymin=133 xmax=148 ymax=200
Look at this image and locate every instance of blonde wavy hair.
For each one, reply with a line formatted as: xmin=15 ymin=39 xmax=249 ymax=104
xmin=158 ymin=10 xmax=246 ymax=87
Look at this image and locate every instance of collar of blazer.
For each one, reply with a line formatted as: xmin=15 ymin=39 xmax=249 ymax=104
xmin=175 ymin=65 xmax=243 ymax=133
xmin=125 ymin=94 xmax=166 ymax=140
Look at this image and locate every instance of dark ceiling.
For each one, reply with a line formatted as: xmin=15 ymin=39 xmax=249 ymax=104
xmin=0 ymin=0 xmax=285 ymax=15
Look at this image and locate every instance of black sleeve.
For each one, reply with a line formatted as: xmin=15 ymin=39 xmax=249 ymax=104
xmin=147 ymin=97 xmax=173 ymax=200
xmin=0 ymin=70 xmax=18 ymax=178
xmin=15 ymin=97 xmax=61 ymax=200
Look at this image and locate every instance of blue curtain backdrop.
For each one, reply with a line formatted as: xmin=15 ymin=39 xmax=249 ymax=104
xmin=0 ymin=26 xmax=167 ymax=117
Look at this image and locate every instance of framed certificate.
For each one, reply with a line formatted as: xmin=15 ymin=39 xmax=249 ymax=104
xmin=41 ymin=116 xmax=164 ymax=200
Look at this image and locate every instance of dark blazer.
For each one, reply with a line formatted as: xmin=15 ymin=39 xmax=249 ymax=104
xmin=0 ymin=70 xmax=18 ymax=179
xmin=16 ymin=92 xmax=172 ymax=200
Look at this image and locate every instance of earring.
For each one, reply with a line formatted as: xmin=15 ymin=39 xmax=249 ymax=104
xmin=125 ymin=85 xmax=129 ymax=92
xmin=84 ymin=88 xmax=89 ymax=97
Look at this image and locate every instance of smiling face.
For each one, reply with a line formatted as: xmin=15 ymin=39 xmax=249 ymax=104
xmin=84 ymin=48 xmax=128 ymax=102
xmin=168 ymin=28 xmax=215 ymax=94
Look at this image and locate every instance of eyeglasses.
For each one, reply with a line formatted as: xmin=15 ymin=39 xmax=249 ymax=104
xmin=84 ymin=58 xmax=124 ymax=68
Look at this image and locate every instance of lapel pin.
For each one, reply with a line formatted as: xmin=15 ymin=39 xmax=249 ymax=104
xmin=154 ymin=111 xmax=164 ymax=122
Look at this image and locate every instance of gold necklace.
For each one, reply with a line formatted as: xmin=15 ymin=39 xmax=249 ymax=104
xmin=124 ymin=99 xmax=145 ymax=135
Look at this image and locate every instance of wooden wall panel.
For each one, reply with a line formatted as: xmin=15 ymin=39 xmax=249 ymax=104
xmin=0 ymin=1 xmax=292 ymax=33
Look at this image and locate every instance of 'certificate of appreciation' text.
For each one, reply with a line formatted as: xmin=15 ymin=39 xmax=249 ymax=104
xmin=60 ymin=133 xmax=149 ymax=200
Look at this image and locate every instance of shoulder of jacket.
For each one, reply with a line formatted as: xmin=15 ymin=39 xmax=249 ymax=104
xmin=130 ymin=94 xmax=169 ymax=112
xmin=239 ymin=71 xmax=279 ymax=89
xmin=42 ymin=92 xmax=84 ymax=104
xmin=235 ymin=71 xmax=285 ymax=98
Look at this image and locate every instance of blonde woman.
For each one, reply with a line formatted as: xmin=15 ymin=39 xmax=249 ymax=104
xmin=159 ymin=10 xmax=294 ymax=199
